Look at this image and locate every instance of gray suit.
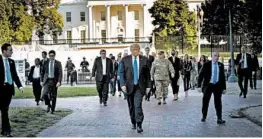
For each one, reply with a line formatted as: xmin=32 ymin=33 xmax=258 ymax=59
xmin=41 ymin=59 xmax=62 ymax=112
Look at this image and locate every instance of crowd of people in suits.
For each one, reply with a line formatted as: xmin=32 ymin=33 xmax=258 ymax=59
xmin=0 ymin=42 xmax=260 ymax=136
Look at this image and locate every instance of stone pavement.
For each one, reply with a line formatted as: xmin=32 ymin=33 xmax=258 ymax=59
xmin=11 ymin=81 xmax=262 ymax=137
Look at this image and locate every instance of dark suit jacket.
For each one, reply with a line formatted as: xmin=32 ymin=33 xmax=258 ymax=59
xmin=168 ymin=56 xmax=181 ymax=79
xmin=41 ymin=59 xmax=63 ymax=85
xmin=251 ymin=55 xmax=259 ymax=71
xmin=119 ymin=55 xmax=151 ymax=95
xmin=113 ymin=61 xmax=118 ymax=78
xmin=28 ymin=65 xmax=41 ymax=82
xmin=92 ymin=57 xmax=113 ymax=82
xmin=236 ymin=53 xmax=252 ymax=75
xmin=0 ymin=55 xmax=22 ymax=96
xmin=198 ymin=61 xmax=226 ymax=93
xmin=146 ymin=55 xmax=155 ymax=69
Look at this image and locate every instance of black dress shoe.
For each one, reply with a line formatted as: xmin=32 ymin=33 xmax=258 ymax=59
xmin=217 ymin=119 xmax=226 ymax=124
xmin=1 ymin=131 xmax=7 ymax=136
xmin=36 ymin=102 xmax=39 ymax=105
xmin=243 ymin=95 xmax=246 ymax=98
xmin=137 ymin=126 xmax=143 ymax=133
xmin=51 ymin=109 xmax=54 ymax=114
xmin=158 ymin=102 xmax=161 ymax=105
xmin=201 ymin=118 xmax=206 ymax=122
xmin=239 ymin=92 xmax=243 ymax=97
xmin=6 ymin=132 xmax=13 ymax=137
xmin=99 ymin=99 xmax=102 ymax=104
xmin=47 ymin=106 xmax=51 ymax=113
xmin=103 ymin=102 xmax=107 ymax=106
xmin=131 ymin=124 xmax=136 ymax=130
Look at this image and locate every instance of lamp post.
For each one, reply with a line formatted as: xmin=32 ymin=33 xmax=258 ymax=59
xmin=197 ymin=5 xmax=204 ymax=59
xmin=227 ymin=8 xmax=238 ymax=82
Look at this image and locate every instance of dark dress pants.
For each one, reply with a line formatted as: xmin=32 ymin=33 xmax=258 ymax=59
xmin=202 ymin=83 xmax=223 ymax=119
xmin=32 ymin=78 xmax=42 ymax=103
xmin=183 ymin=73 xmax=190 ymax=91
xmin=43 ymin=79 xmax=58 ymax=112
xmin=0 ymin=84 xmax=13 ymax=133
xmin=96 ymin=75 xmax=109 ymax=103
xmin=127 ymin=85 xmax=144 ymax=126
xmin=238 ymin=68 xmax=250 ymax=96
xmin=250 ymin=70 xmax=257 ymax=89
xmin=171 ymin=77 xmax=179 ymax=94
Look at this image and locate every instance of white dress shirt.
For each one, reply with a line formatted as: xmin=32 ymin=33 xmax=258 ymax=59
xmin=33 ymin=65 xmax=40 ymax=78
xmin=172 ymin=56 xmax=175 ymax=63
xmin=210 ymin=61 xmax=219 ymax=83
xmin=242 ymin=53 xmax=248 ymax=69
xmin=132 ymin=56 xmax=140 ymax=78
xmin=48 ymin=60 xmax=55 ymax=78
xmin=101 ymin=58 xmax=106 ymax=75
xmin=2 ymin=56 xmax=10 ymax=83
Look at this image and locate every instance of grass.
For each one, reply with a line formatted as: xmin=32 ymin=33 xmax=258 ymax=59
xmin=0 ymin=107 xmax=72 ymax=137
xmin=14 ymin=87 xmax=98 ymax=99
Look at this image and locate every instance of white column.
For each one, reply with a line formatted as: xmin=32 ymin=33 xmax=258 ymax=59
xmin=124 ymin=4 xmax=129 ymax=42
xmin=142 ymin=4 xmax=147 ymax=38
xmin=88 ymin=6 xmax=93 ymax=42
xmin=106 ymin=5 xmax=111 ymax=41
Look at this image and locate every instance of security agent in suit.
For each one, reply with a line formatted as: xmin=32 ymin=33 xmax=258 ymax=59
xmin=28 ymin=58 xmax=42 ymax=105
xmin=250 ymin=52 xmax=259 ymax=90
xmin=40 ymin=51 xmax=48 ymax=101
xmin=197 ymin=52 xmax=226 ymax=124
xmin=0 ymin=43 xmax=24 ymax=137
xmin=144 ymin=47 xmax=155 ymax=101
xmin=91 ymin=49 xmax=113 ymax=106
xmin=236 ymin=46 xmax=252 ymax=98
xmin=41 ymin=50 xmax=63 ymax=114
xmin=119 ymin=44 xmax=151 ymax=133
xmin=109 ymin=56 xmax=118 ymax=96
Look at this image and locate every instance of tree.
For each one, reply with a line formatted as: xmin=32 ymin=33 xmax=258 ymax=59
xmin=149 ymin=0 xmax=197 ymax=51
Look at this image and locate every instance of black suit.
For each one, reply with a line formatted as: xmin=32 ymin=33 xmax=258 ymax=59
xmin=236 ymin=53 xmax=252 ymax=97
xmin=168 ymin=56 xmax=181 ymax=94
xmin=92 ymin=57 xmax=113 ymax=103
xmin=250 ymin=54 xmax=259 ymax=89
xmin=198 ymin=61 xmax=226 ymax=119
xmin=145 ymin=55 xmax=155 ymax=100
xmin=110 ymin=61 xmax=118 ymax=95
xmin=41 ymin=59 xmax=63 ymax=112
xmin=119 ymin=55 xmax=151 ymax=126
xmin=28 ymin=65 xmax=42 ymax=103
xmin=0 ymin=55 xmax=22 ymax=133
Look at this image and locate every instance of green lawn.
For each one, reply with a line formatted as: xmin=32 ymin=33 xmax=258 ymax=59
xmin=14 ymin=87 xmax=98 ymax=99
xmin=0 ymin=107 xmax=72 ymax=137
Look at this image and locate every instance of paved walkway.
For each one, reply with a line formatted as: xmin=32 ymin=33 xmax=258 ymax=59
xmin=11 ymin=81 xmax=262 ymax=137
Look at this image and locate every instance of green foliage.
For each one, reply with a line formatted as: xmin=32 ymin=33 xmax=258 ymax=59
xmin=149 ymin=0 xmax=197 ymax=51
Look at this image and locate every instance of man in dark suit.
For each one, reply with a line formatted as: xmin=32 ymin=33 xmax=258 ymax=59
xmin=236 ymin=46 xmax=252 ymax=98
xmin=109 ymin=56 xmax=118 ymax=96
xmin=91 ymin=49 xmax=113 ymax=106
xmin=144 ymin=47 xmax=155 ymax=101
xmin=41 ymin=50 xmax=63 ymax=114
xmin=0 ymin=43 xmax=23 ymax=137
xmin=40 ymin=51 xmax=48 ymax=101
xmin=250 ymin=52 xmax=259 ymax=90
xmin=28 ymin=58 xmax=42 ymax=105
xmin=197 ymin=52 xmax=226 ymax=124
xmin=168 ymin=50 xmax=181 ymax=100
xmin=119 ymin=44 xmax=151 ymax=133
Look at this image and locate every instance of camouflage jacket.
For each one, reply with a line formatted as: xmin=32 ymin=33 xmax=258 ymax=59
xmin=151 ymin=59 xmax=175 ymax=81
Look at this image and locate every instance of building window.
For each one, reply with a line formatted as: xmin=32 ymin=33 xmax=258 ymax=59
xmin=80 ymin=12 xmax=85 ymax=21
xmin=101 ymin=11 xmax=106 ymax=21
xmin=67 ymin=31 xmax=72 ymax=44
xmin=134 ymin=10 xmax=139 ymax=20
xmin=117 ymin=11 xmax=122 ymax=20
xmin=66 ymin=12 xmax=71 ymax=22
xmin=135 ymin=29 xmax=139 ymax=42
xmin=101 ymin=30 xmax=106 ymax=43
xmin=81 ymin=30 xmax=86 ymax=43
xmin=53 ymin=32 xmax=58 ymax=44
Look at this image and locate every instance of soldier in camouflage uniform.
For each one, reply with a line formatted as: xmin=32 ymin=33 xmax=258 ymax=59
xmin=150 ymin=51 xmax=175 ymax=105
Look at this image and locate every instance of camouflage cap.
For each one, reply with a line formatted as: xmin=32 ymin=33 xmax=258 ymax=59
xmin=158 ymin=51 xmax=165 ymax=55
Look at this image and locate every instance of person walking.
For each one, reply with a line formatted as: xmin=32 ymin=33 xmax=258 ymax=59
xmin=144 ymin=47 xmax=155 ymax=101
xmin=109 ymin=56 xmax=118 ymax=96
xmin=197 ymin=52 xmax=226 ymax=124
xmin=0 ymin=43 xmax=24 ymax=137
xmin=181 ymin=54 xmax=192 ymax=97
xmin=41 ymin=50 xmax=63 ymax=114
xmin=151 ymin=51 xmax=175 ymax=105
xmin=250 ymin=52 xmax=259 ymax=90
xmin=190 ymin=57 xmax=198 ymax=90
xmin=119 ymin=44 xmax=151 ymax=133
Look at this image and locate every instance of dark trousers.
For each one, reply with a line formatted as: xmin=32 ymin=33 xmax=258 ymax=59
xmin=238 ymin=68 xmax=250 ymax=96
xmin=43 ymin=79 xmax=58 ymax=112
xmin=67 ymin=71 xmax=72 ymax=84
xmin=145 ymin=80 xmax=156 ymax=100
xmin=202 ymin=83 xmax=223 ymax=119
xmin=96 ymin=76 xmax=109 ymax=103
xmin=171 ymin=77 xmax=179 ymax=94
xmin=117 ymin=80 xmax=122 ymax=91
xmin=32 ymin=78 xmax=42 ymax=102
xmin=0 ymin=84 xmax=13 ymax=132
xmin=127 ymin=85 xmax=144 ymax=126
xmin=250 ymin=70 xmax=257 ymax=89
xmin=109 ymin=78 xmax=117 ymax=95
xmin=183 ymin=74 xmax=190 ymax=91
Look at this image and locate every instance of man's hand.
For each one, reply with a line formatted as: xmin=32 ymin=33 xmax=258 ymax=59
xmin=90 ymin=76 xmax=94 ymax=80
xmin=19 ymin=87 xmax=24 ymax=93
xmin=117 ymin=76 xmax=120 ymax=80
xmin=146 ymin=88 xmax=151 ymax=94
xmin=111 ymin=78 xmax=115 ymax=82
xmin=222 ymin=90 xmax=226 ymax=94
xmin=56 ymin=82 xmax=61 ymax=88
xmin=197 ymin=88 xmax=201 ymax=93
xmin=240 ymin=59 xmax=244 ymax=63
xmin=40 ymin=82 xmax=43 ymax=86
xmin=121 ymin=86 xmax=127 ymax=93
xmin=252 ymin=71 xmax=255 ymax=75
xmin=151 ymin=77 xmax=154 ymax=81
xmin=171 ymin=73 xmax=175 ymax=78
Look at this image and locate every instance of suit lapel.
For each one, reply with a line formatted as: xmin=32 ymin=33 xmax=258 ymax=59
xmin=139 ymin=55 xmax=143 ymax=75
xmin=129 ymin=56 xmax=134 ymax=76
xmin=0 ymin=55 xmax=5 ymax=79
